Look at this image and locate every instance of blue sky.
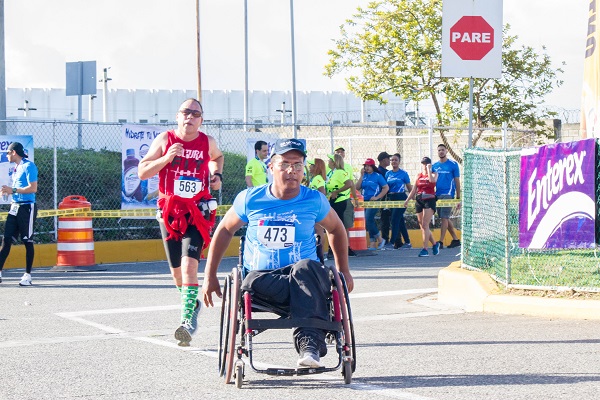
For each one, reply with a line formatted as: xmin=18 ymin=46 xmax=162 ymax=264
xmin=4 ymin=0 xmax=588 ymax=111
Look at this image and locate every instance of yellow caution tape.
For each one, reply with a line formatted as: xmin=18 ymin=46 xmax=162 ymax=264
xmin=0 ymin=200 xmax=460 ymax=222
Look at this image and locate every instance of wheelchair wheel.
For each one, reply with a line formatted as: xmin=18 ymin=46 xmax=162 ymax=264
xmin=223 ymin=268 xmax=241 ymax=384
xmin=342 ymin=360 xmax=352 ymax=384
xmin=218 ymin=274 xmax=231 ymax=377
xmin=235 ymin=363 xmax=244 ymax=388
xmin=339 ymin=271 xmax=357 ymax=374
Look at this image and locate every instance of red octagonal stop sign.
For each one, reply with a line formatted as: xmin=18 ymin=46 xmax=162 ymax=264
xmin=450 ymin=16 xmax=494 ymax=61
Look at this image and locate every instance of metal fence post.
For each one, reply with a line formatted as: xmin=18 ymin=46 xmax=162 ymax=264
xmin=53 ymin=121 xmax=58 ymax=241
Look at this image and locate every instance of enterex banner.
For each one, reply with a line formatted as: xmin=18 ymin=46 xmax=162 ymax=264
xmin=519 ymin=139 xmax=596 ymax=249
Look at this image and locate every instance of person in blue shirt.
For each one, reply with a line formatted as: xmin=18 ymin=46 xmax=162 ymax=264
xmin=356 ymin=158 xmax=389 ymax=250
xmin=202 ymin=138 xmax=354 ymax=369
xmin=385 ymin=153 xmax=413 ymax=249
xmin=432 ymin=144 xmax=461 ymax=249
xmin=0 ymin=142 xmax=38 ymax=286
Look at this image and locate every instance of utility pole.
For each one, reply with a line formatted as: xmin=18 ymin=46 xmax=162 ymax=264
xmin=196 ymin=0 xmax=202 ymax=103
xmin=275 ymin=101 xmax=291 ymax=125
xmin=17 ymin=100 xmax=36 ymax=117
xmin=89 ymin=95 xmax=97 ymax=121
xmin=99 ymin=67 xmax=111 ymax=122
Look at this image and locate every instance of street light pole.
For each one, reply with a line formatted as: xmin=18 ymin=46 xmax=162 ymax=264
xmin=243 ymin=0 xmax=249 ymax=127
xmin=196 ymin=0 xmax=202 ymax=103
xmin=289 ymin=0 xmax=298 ymax=138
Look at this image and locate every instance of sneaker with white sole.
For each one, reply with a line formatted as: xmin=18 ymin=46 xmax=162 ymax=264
xmin=377 ymin=238 xmax=386 ymax=250
xmin=401 ymin=243 xmax=412 ymax=249
xmin=418 ymin=248 xmax=429 ymax=257
xmin=19 ymin=273 xmax=32 ymax=286
xmin=296 ymin=336 xmax=325 ymax=368
xmin=175 ymin=321 xmax=194 ymax=347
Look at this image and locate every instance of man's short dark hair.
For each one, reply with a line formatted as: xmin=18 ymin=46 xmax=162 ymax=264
xmin=254 ymin=140 xmax=268 ymax=151
xmin=438 ymin=144 xmax=447 ymax=149
xmin=377 ymin=151 xmax=390 ymax=162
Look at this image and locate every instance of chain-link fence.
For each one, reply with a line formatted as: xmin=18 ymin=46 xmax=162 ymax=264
xmin=1 ymin=119 xmax=544 ymax=246
xmin=462 ymin=147 xmax=600 ymax=292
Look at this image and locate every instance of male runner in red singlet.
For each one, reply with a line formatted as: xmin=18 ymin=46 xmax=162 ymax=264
xmin=139 ymin=98 xmax=224 ymax=346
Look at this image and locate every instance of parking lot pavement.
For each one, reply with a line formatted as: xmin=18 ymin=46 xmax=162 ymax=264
xmin=1 ymin=247 xmax=599 ymax=400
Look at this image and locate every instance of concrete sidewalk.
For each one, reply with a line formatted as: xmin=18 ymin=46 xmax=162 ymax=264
xmin=438 ymin=262 xmax=600 ymax=320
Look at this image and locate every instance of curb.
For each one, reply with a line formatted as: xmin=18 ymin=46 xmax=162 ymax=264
xmin=438 ymin=261 xmax=600 ymax=320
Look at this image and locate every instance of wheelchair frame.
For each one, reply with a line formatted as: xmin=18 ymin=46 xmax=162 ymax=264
xmin=218 ymin=236 xmax=356 ymax=388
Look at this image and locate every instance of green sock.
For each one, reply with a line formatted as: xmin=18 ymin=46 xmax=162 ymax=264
xmin=177 ymin=285 xmax=182 ymax=293
xmin=180 ymin=285 xmax=199 ymax=323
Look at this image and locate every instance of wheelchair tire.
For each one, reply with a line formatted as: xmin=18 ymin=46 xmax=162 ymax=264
xmin=342 ymin=360 xmax=352 ymax=384
xmin=235 ymin=363 xmax=244 ymax=389
xmin=218 ymin=274 xmax=232 ymax=378
xmin=224 ymin=268 xmax=241 ymax=384
xmin=339 ymin=271 xmax=357 ymax=373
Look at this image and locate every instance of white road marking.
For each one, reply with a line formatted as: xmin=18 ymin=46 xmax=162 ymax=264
xmin=46 ymin=288 xmax=451 ymax=400
xmin=349 ymin=288 xmax=437 ymax=299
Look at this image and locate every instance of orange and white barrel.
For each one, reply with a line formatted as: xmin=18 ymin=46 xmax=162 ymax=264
xmin=52 ymin=196 xmax=103 ymax=272
xmin=348 ymin=194 xmax=368 ymax=251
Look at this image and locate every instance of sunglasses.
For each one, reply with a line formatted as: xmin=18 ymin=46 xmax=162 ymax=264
xmin=179 ymin=108 xmax=203 ymax=118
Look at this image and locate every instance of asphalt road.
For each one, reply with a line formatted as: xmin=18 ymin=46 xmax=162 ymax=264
xmin=1 ymin=247 xmax=599 ymax=400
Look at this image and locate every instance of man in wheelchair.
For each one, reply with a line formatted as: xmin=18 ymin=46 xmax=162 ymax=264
xmin=202 ymin=138 xmax=354 ymax=368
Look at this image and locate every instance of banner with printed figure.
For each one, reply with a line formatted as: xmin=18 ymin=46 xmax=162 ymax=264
xmin=519 ymin=139 xmax=596 ymax=249
xmin=0 ymin=136 xmax=34 ymax=205
xmin=121 ymin=124 xmax=162 ymax=210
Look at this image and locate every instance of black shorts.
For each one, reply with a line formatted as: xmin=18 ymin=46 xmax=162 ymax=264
xmin=4 ymin=203 xmax=37 ymax=243
xmin=158 ymin=213 xmax=205 ymax=269
xmin=415 ymin=197 xmax=436 ymax=214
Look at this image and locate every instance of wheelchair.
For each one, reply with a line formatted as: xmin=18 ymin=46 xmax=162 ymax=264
xmin=218 ymin=236 xmax=356 ymax=388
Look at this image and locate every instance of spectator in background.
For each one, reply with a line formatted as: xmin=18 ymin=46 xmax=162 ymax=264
xmin=245 ymin=140 xmax=269 ymax=187
xmin=404 ymin=157 xmax=439 ymax=257
xmin=356 ymin=158 xmax=388 ymax=250
xmin=334 ymin=146 xmax=359 ymax=235
xmin=325 ymin=153 xmax=355 ymax=258
xmin=385 ymin=153 xmax=412 ymax=249
xmin=432 ymin=144 xmax=461 ymax=249
xmin=307 ymin=158 xmax=327 ymax=196
xmin=376 ymin=152 xmax=391 ymax=246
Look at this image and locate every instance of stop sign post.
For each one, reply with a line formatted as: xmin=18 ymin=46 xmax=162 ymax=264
xmin=450 ymin=16 xmax=495 ymax=61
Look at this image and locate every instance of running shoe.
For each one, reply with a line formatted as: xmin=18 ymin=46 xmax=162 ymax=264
xmin=436 ymin=241 xmax=444 ymax=249
xmin=448 ymin=239 xmax=462 ymax=248
xmin=19 ymin=273 xmax=32 ymax=286
xmin=401 ymin=243 xmax=412 ymax=249
xmin=175 ymin=321 xmax=194 ymax=347
xmin=0 ymin=270 xmax=2 ymax=283
xmin=432 ymin=242 xmax=440 ymax=256
xmin=348 ymin=248 xmax=358 ymax=257
xmin=418 ymin=248 xmax=429 ymax=257
xmin=377 ymin=239 xmax=386 ymax=250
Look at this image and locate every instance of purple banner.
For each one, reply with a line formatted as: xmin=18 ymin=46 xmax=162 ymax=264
xmin=519 ymin=139 xmax=596 ymax=249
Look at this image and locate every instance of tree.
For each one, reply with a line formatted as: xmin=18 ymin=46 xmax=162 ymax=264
xmin=324 ymin=0 xmax=564 ymax=161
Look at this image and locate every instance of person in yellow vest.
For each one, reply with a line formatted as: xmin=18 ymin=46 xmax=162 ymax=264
xmin=307 ymin=158 xmax=327 ymax=195
xmin=334 ymin=147 xmax=359 ymax=256
xmin=326 ymin=153 xmax=356 ymax=258
xmin=245 ymin=140 xmax=269 ymax=187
